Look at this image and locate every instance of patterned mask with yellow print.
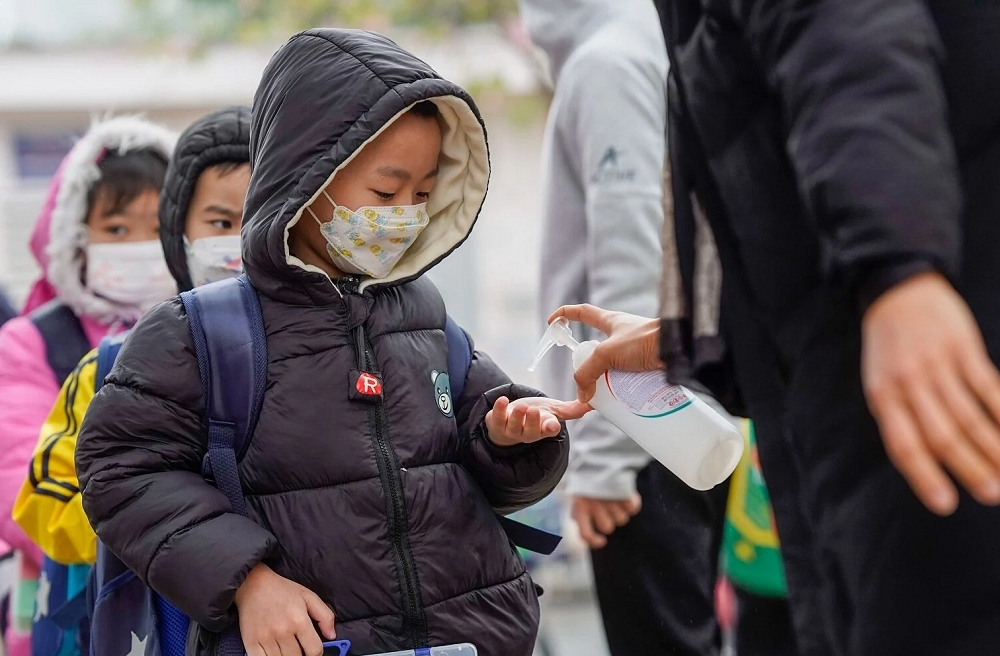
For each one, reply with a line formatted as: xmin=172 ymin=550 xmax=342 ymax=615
xmin=308 ymin=190 xmax=429 ymax=279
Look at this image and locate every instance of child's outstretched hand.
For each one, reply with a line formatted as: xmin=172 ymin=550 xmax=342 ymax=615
xmin=235 ymin=563 xmax=336 ymax=656
xmin=486 ymin=396 xmax=591 ymax=447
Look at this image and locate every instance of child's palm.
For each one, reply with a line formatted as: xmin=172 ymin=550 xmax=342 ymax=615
xmin=486 ymin=396 xmax=591 ymax=447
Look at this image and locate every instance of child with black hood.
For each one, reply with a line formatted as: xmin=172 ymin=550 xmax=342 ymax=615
xmin=76 ymin=29 xmax=586 ymax=656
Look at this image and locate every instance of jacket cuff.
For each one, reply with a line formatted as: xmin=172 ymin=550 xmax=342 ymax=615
xmin=856 ymin=258 xmax=938 ymax=314
xmin=566 ymin=466 xmax=639 ymax=500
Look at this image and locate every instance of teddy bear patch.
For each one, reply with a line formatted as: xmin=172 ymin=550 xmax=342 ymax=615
xmin=431 ymin=370 xmax=454 ymax=418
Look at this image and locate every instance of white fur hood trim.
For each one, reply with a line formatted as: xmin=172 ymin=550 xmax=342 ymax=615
xmin=46 ymin=116 xmax=177 ymax=324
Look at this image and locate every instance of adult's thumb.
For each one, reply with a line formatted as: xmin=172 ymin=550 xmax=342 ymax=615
xmin=305 ymin=591 xmax=337 ymax=639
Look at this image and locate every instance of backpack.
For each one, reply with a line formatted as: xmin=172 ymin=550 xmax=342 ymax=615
xmin=89 ymin=275 xmax=559 ymax=656
xmin=28 ymin=302 xmax=95 ymax=656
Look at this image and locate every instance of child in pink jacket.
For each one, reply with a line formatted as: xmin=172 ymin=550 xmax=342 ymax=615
xmin=0 ymin=117 xmax=176 ymax=654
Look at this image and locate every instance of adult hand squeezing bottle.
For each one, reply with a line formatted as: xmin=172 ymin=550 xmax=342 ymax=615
xmin=530 ymin=318 xmax=743 ymax=490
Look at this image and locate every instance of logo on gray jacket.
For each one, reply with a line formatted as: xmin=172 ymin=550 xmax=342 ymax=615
xmin=591 ymin=146 xmax=636 ymax=184
xmin=431 ymin=370 xmax=454 ymax=418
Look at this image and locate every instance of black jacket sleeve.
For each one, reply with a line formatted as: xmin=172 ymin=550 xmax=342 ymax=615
xmin=737 ymin=0 xmax=962 ymax=309
xmin=76 ymin=299 xmax=279 ymax=632
xmin=453 ymin=339 xmax=569 ymax=515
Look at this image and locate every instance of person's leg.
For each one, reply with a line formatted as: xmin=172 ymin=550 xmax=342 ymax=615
xmin=734 ymin=587 xmax=796 ymax=656
xmin=590 ymin=462 xmax=728 ymax=656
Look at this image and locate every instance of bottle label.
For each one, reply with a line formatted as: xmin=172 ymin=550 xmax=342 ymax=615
xmin=605 ymin=369 xmax=692 ymax=418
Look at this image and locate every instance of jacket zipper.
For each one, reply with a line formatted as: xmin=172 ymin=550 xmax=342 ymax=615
xmin=341 ymin=277 xmax=427 ymax=647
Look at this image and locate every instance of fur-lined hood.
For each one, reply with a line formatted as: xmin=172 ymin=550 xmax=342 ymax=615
xmin=24 ymin=116 xmax=177 ymax=323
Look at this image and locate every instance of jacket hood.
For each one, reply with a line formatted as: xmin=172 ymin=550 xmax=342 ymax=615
xmin=518 ymin=0 xmax=646 ymax=81
xmin=160 ymin=106 xmax=252 ymax=292
xmin=243 ymin=28 xmax=490 ymax=305
xmin=23 ymin=116 xmax=177 ymax=321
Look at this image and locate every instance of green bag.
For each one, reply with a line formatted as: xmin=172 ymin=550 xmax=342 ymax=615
xmin=721 ymin=420 xmax=788 ymax=598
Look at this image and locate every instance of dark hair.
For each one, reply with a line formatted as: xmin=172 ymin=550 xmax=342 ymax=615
xmin=410 ymin=100 xmax=440 ymax=119
xmin=86 ymin=148 xmax=169 ymax=218
xmin=209 ymin=160 xmax=251 ymax=177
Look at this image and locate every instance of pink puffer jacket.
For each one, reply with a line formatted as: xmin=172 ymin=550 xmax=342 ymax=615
xmin=0 ymin=117 xmax=175 ymax=655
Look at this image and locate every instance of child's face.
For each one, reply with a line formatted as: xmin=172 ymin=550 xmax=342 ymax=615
xmin=290 ymin=110 xmax=442 ymax=277
xmin=86 ymin=188 xmax=161 ymax=244
xmin=185 ymin=163 xmax=251 ymax=242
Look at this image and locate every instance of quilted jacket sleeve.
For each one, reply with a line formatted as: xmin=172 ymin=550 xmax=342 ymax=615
xmin=76 ymin=298 xmax=280 ymax=632
xmin=735 ymin=0 xmax=961 ymax=309
xmin=454 ymin=337 xmax=569 ymax=515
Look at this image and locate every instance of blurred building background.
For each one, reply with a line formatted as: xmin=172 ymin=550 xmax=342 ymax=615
xmin=0 ymin=1 xmax=610 ymax=654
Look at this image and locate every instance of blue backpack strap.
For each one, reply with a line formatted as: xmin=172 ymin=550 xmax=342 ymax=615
xmin=179 ymin=274 xmax=265 ymax=656
xmin=443 ymin=316 xmax=562 ymax=557
xmin=179 ymin=274 xmax=266 ymax=518
xmin=94 ymin=333 xmax=128 ymax=394
xmin=444 ymin=315 xmax=471 ymax=401
xmin=31 ymin=301 xmax=92 ymax=385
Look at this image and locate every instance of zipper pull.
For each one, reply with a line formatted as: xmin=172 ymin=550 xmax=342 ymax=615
xmin=339 ymin=276 xmax=361 ymax=295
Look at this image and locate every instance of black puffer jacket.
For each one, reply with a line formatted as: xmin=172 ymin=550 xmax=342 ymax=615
xmin=77 ymin=29 xmax=567 ymax=656
xmin=159 ymin=105 xmax=252 ymax=292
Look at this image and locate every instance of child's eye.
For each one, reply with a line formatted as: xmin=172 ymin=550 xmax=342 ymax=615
xmin=212 ymin=219 xmax=234 ymax=230
xmin=373 ymin=190 xmax=395 ymax=201
xmin=106 ymin=225 xmax=128 ymax=237
xmin=416 ymin=191 xmax=431 ymax=200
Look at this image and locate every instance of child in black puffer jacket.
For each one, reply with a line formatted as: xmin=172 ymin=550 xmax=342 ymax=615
xmin=77 ymin=28 xmax=588 ymax=656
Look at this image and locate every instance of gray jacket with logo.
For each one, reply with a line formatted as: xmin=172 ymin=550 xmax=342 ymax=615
xmin=521 ymin=0 xmax=667 ymax=499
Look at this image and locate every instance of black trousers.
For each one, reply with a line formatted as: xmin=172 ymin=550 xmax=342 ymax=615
xmin=735 ymin=588 xmax=796 ymax=656
xmin=590 ymin=462 xmax=730 ymax=656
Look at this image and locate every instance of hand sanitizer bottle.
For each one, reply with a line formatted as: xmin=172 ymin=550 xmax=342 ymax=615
xmin=530 ymin=318 xmax=743 ymax=490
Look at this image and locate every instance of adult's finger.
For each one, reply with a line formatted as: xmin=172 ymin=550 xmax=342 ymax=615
xmin=304 ymin=590 xmax=337 ymax=640
xmin=875 ymin=395 xmax=957 ymax=515
xmin=549 ymin=400 xmax=592 ymax=422
xmin=246 ymin=642 xmax=267 ymax=656
xmin=296 ymin=625 xmax=324 ymax=656
xmin=625 ymin=494 xmax=642 ymax=516
xmin=277 ymin=633 xmax=301 ymax=656
xmin=962 ymin=345 xmax=1000 ymax=430
xmin=573 ymin=342 xmax=612 ymax=403
xmin=908 ymin=380 xmax=1000 ymax=505
xmin=936 ymin=366 xmax=1000 ymax=474
xmin=591 ymin=502 xmax=617 ymax=535
xmin=549 ymin=304 xmax=615 ymax=335
xmin=608 ymin=501 xmax=632 ymax=527
xmin=572 ymin=502 xmax=607 ymax=549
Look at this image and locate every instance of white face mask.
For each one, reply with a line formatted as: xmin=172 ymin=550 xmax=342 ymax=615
xmin=185 ymin=235 xmax=243 ymax=287
xmin=85 ymin=240 xmax=177 ymax=313
xmin=307 ymin=191 xmax=429 ymax=279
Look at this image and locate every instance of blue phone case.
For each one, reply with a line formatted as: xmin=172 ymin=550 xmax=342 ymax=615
xmin=322 ymin=641 xmax=352 ymax=656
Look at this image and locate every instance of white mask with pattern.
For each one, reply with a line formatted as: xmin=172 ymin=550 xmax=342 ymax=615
xmin=307 ymin=191 xmax=429 ymax=279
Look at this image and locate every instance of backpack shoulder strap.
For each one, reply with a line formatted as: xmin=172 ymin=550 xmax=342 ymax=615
xmin=30 ymin=301 xmax=92 ymax=385
xmin=179 ymin=274 xmax=266 ymax=519
xmin=94 ymin=333 xmax=129 ymax=394
xmin=444 ymin=315 xmax=472 ymax=401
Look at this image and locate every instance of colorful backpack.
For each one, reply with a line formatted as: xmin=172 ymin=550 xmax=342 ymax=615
xmin=88 ymin=275 xmax=559 ymax=656
xmin=720 ymin=420 xmax=788 ymax=598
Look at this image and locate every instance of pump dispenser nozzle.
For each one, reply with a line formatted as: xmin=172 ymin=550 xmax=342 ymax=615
xmin=529 ymin=317 xmax=581 ymax=372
